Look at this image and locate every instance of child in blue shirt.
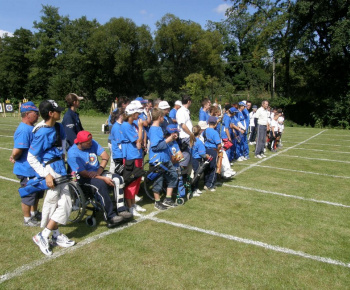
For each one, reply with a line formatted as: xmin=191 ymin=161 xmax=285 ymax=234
xmin=149 ymin=108 xmax=178 ymax=210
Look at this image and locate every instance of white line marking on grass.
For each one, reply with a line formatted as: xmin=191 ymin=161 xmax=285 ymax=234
xmin=0 ymin=175 xmax=19 ymax=183
xmin=302 ymin=143 xmax=350 ymax=148
xmin=0 ymin=135 xmax=13 ymax=138
xmin=0 ymin=147 xmax=12 ymax=151
xmin=223 ymin=184 xmax=350 ymax=208
xmin=254 ymin=165 xmax=350 ymax=179
xmin=282 ymin=155 xmax=350 ymax=164
xmin=293 ymin=148 xmax=350 ymax=154
xmin=0 ymin=211 xmax=160 ymax=284
xmin=148 ymin=217 xmax=350 ymax=268
xmin=236 ymin=130 xmax=327 ymax=177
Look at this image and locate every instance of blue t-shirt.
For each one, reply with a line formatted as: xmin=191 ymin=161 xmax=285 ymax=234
xmin=221 ymin=114 xmax=230 ymax=139
xmin=110 ymin=122 xmax=123 ymax=159
xmin=192 ymin=137 xmax=206 ymax=159
xmin=231 ymin=115 xmax=239 ymax=134
xmin=67 ymin=140 xmax=104 ymax=173
xmin=204 ymin=128 xmax=221 ymax=149
xmin=29 ymin=122 xmax=67 ymax=176
xmin=199 ymin=108 xmax=210 ymax=122
xmin=120 ymin=121 xmax=143 ymax=160
xmin=242 ymin=108 xmax=250 ymax=130
xmin=149 ymin=126 xmax=170 ymax=163
xmin=237 ymin=111 xmax=246 ymax=129
xmin=13 ymin=122 xmax=37 ymax=177
xmin=169 ymin=108 xmax=177 ymax=120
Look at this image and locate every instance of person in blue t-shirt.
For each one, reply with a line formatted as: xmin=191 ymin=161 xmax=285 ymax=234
xmin=10 ymin=101 xmax=43 ymax=227
xmin=242 ymin=101 xmax=251 ymax=159
xmin=159 ymin=101 xmax=173 ymax=136
xmin=110 ymin=108 xmax=125 ymax=174
xmin=203 ymin=116 xmax=222 ymax=191
xmin=149 ymin=108 xmax=178 ymax=210
xmin=199 ymin=98 xmax=211 ymax=122
xmin=28 ymin=100 xmax=75 ymax=256
xmin=67 ymin=131 xmax=132 ymax=227
xmin=169 ymin=100 xmax=182 ymax=123
xmin=236 ymin=102 xmax=248 ymax=161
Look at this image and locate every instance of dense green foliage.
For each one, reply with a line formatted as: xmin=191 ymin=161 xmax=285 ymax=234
xmin=0 ymin=2 xmax=349 ymax=126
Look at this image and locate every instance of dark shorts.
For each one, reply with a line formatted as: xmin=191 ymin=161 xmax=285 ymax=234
xmin=17 ymin=175 xmax=45 ymax=206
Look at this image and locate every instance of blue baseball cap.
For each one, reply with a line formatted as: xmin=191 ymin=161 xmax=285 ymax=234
xmin=238 ymin=101 xmax=247 ymax=106
xmin=20 ymin=101 xmax=39 ymax=113
xmin=135 ymin=97 xmax=148 ymax=104
xmin=208 ymin=116 xmax=217 ymax=124
xmin=229 ymin=107 xmax=238 ymax=113
xmin=166 ymin=124 xmax=179 ymax=134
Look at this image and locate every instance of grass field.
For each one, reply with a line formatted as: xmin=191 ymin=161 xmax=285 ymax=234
xmin=0 ymin=115 xmax=349 ymax=289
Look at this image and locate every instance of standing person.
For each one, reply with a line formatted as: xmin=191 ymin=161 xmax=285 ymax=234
xmin=176 ymin=95 xmax=195 ymax=172
xmin=249 ymin=105 xmax=258 ymax=144
xmin=255 ymin=100 xmax=270 ymax=159
xmin=110 ymin=108 xmax=125 ymax=174
xmin=28 ymin=100 xmax=75 ymax=256
xmin=199 ymin=98 xmax=211 ymax=122
xmin=61 ymin=93 xmax=84 ymax=150
xmin=159 ymin=101 xmax=173 ymax=135
xmin=241 ymin=101 xmax=250 ymax=159
xmin=10 ymin=102 xmax=43 ymax=226
xmin=169 ymin=100 xmax=182 ymax=123
xmin=120 ymin=102 xmax=146 ymax=216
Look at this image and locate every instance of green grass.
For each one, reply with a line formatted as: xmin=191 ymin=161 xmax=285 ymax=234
xmin=0 ymin=116 xmax=349 ymax=289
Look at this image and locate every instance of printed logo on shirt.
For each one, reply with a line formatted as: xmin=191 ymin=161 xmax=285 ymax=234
xmin=89 ymin=153 xmax=98 ymax=166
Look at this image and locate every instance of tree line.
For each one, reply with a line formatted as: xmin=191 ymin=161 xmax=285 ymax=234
xmin=0 ymin=1 xmax=349 ymax=127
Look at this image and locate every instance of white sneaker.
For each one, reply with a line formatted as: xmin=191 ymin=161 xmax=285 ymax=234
xmin=242 ymin=156 xmax=248 ymax=160
xmin=135 ymin=195 xmax=141 ymax=202
xmin=33 ymin=232 xmax=52 ymax=256
xmin=52 ymin=234 xmax=75 ymax=248
xmin=230 ymin=170 xmax=236 ymax=176
xmin=129 ymin=206 xmax=142 ymax=217
xmin=255 ymin=155 xmax=262 ymax=159
xmin=237 ymin=157 xmax=244 ymax=162
xmin=249 ymin=142 xmax=254 ymax=145
xmin=192 ymin=190 xmax=201 ymax=197
xmin=209 ymin=188 xmax=216 ymax=192
xmin=133 ymin=204 xmax=146 ymax=212
xmin=261 ymin=154 xmax=267 ymax=158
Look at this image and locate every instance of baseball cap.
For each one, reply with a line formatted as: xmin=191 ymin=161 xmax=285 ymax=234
xmin=159 ymin=101 xmax=170 ymax=109
xmin=238 ymin=101 xmax=247 ymax=106
xmin=229 ymin=107 xmax=238 ymax=114
xmin=126 ymin=100 xmax=144 ymax=115
xmin=252 ymin=105 xmax=257 ymax=109
xmin=135 ymin=97 xmax=148 ymax=104
xmin=175 ymin=100 xmax=182 ymax=106
xmin=166 ymin=124 xmax=179 ymax=134
xmin=20 ymin=101 xmax=39 ymax=113
xmin=198 ymin=121 xmax=208 ymax=130
xmin=39 ymin=100 xmax=65 ymax=113
xmin=208 ymin=116 xmax=217 ymax=124
xmin=74 ymin=130 xmax=92 ymax=144
xmin=66 ymin=93 xmax=84 ymax=103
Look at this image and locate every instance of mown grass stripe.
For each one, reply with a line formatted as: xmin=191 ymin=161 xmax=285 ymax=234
xmin=282 ymin=155 xmax=350 ymax=164
xmin=148 ymin=217 xmax=350 ymax=268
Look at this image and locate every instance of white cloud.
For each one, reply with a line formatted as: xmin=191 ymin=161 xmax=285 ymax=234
xmin=0 ymin=29 xmax=14 ymax=38
xmin=214 ymin=3 xmax=231 ymax=15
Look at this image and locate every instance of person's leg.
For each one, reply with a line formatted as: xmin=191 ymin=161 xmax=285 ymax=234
xmin=204 ymin=149 xmax=217 ymax=189
xmin=191 ymin=158 xmax=200 ymax=191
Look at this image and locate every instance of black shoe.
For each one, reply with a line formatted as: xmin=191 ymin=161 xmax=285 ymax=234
xmin=154 ymin=202 xmax=168 ymax=211
xmin=35 ymin=211 xmax=42 ymax=221
xmin=118 ymin=210 xmax=133 ymax=219
xmin=162 ymin=199 xmax=177 ymax=207
xmin=108 ymin=215 xmax=124 ymax=227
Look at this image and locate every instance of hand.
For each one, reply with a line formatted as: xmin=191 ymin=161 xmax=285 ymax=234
xmin=136 ymin=141 xmax=141 ymax=149
xmin=103 ymin=176 xmax=114 ymax=187
xmin=45 ymin=174 xmax=55 ymax=189
xmin=9 ymin=156 xmax=15 ymax=163
xmin=172 ymin=133 xmax=178 ymax=140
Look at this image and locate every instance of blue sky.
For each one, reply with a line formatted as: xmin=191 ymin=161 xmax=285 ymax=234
xmin=0 ymin=0 xmax=232 ymax=37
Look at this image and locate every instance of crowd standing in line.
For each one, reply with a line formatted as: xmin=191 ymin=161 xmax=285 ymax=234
xmin=10 ymin=95 xmax=284 ymax=256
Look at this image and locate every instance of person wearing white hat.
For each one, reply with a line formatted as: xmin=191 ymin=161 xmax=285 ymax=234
xmin=159 ymin=101 xmax=173 ymax=135
xmin=169 ymin=100 xmax=182 ymax=123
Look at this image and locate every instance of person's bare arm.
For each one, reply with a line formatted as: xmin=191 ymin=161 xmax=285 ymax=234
xmin=9 ymin=148 xmax=23 ymax=163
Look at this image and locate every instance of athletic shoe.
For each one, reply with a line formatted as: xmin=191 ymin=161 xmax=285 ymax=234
xmin=51 ymin=234 xmax=75 ymax=248
xmin=204 ymin=185 xmax=209 ymax=190
xmin=133 ymin=204 xmax=146 ymax=212
xmin=209 ymin=187 xmax=216 ymax=192
xmin=255 ymin=155 xmax=262 ymax=159
xmin=261 ymin=154 xmax=267 ymax=158
xmin=118 ymin=210 xmax=133 ymax=219
xmin=163 ymin=199 xmax=177 ymax=207
xmin=33 ymin=232 xmax=52 ymax=256
xmin=135 ymin=195 xmax=141 ymax=202
xmin=237 ymin=157 xmax=244 ymax=162
xmin=129 ymin=206 xmax=142 ymax=217
xmin=242 ymin=156 xmax=248 ymax=161
xmin=34 ymin=211 xmax=42 ymax=221
xmin=230 ymin=170 xmax=237 ymax=176
xmin=249 ymin=142 xmax=254 ymax=145
xmin=192 ymin=190 xmax=201 ymax=197
xmin=109 ymin=215 xmax=124 ymax=226
xmin=271 ymin=149 xmax=277 ymax=153
xmin=245 ymin=156 xmax=250 ymax=160
xmin=24 ymin=217 xmax=39 ymax=227
xmin=154 ymin=201 xmax=168 ymax=210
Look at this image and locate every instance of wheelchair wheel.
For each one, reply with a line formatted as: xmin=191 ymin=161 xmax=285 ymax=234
xmin=143 ymin=175 xmax=168 ymax=201
xmin=86 ymin=215 xmax=96 ymax=227
xmin=176 ymin=198 xmax=185 ymax=205
xmin=67 ymin=182 xmax=86 ymax=223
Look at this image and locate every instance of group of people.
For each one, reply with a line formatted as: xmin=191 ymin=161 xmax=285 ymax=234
xmin=10 ymin=93 xmax=284 ymax=256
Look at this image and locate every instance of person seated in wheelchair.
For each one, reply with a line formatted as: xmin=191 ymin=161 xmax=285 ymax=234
xmin=67 ymin=130 xmax=133 ymax=227
xmin=148 ymin=108 xmax=179 ymax=210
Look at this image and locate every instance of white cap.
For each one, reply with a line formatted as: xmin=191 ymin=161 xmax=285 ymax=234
xmin=198 ymin=121 xmax=208 ymax=130
xmin=159 ymin=101 xmax=170 ymax=109
xmin=175 ymin=100 xmax=182 ymax=106
xmin=242 ymin=100 xmax=247 ymax=105
xmin=126 ymin=100 xmax=144 ymax=115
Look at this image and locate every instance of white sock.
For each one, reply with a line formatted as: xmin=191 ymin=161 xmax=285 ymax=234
xmin=31 ymin=211 xmax=35 ymax=217
xmin=52 ymin=229 xmax=60 ymax=238
xmin=41 ymin=228 xmax=51 ymax=239
xmin=24 ymin=216 xmax=31 ymax=222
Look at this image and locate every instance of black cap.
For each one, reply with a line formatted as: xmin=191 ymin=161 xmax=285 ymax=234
xmin=39 ymin=100 xmax=65 ymax=116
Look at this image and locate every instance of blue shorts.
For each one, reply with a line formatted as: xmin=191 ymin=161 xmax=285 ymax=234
xmin=152 ymin=161 xmax=178 ymax=193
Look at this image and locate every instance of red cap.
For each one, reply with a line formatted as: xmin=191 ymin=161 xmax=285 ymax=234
xmin=74 ymin=130 xmax=92 ymax=144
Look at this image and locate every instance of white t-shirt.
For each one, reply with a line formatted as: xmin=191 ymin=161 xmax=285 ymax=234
xmin=249 ymin=111 xmax=256 ymax=126
xmin=270 ymin=119 xmax=279 ymax=132
xmin=278 ymin=116 xmax=284 ymax=132
xmin=176 ymin=106 xmax=193 ymax=139
xmin=255 ymin=107 xmax=269 ymax=125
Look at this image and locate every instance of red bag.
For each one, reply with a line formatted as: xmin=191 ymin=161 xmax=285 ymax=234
xmin=222 ymin=138 xmax=233 ymax=150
